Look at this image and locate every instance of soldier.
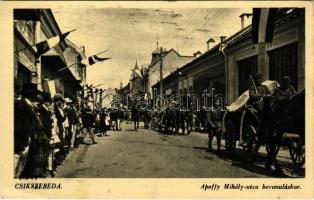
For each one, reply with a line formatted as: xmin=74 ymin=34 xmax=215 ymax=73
xmin=239 ymin=73 xmax=272 ymax=145
xmin=131 ymin=105 xmax=140 ymax=131
xmin=248 ymin=73 xmax=271 ymax=111
xmin=206 ymin=98 xmax=224 ymax=151
xmin=273 ymin=76 xmax=297 ymax=119
xmin=249 ymin=74 xmax=284 ymax=176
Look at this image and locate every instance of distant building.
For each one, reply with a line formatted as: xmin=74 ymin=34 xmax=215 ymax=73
xmin=118 ymin=83 xmax=131 ymax=109
xmin=147 ymin=47 xmax=194 ymax=96
xmin=101 ymin=87 xmax=117 ymax=108
xmin=130 ymin=61 xmax=144 ymax=96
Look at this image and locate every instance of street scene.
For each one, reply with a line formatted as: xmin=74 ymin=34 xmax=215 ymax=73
xmin=13 ymin=7 xmax=305 ymax=179
xmin=55 ymin=123 xmax=304 ymax=178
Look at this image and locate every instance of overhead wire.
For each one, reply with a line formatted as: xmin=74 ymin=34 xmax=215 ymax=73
xmin=178 ymin=9 xmax=219 ymax=50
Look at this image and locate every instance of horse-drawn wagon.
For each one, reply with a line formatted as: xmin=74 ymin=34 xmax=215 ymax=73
xmin=223 ymin=80 xmax=305 ymax=168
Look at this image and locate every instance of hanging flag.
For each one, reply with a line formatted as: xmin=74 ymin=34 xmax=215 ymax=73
xmin=47 ymin=80 xmax=56 ymax=97
xmin=252 ymin=8 xmax=278 ymax=44
xmin=35 ymin=30 xmax=74 ymax=57
xmin=81 ymin=55 xmax=110 ymax=66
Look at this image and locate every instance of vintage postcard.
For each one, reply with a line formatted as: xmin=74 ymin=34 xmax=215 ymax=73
xmin=0 ymin=1 xmax=313 ymax=199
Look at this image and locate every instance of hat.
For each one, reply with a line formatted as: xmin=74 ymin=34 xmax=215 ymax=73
xmin=64 ymin=98 xmax=72 ymax=103
xmin=253 ymin=73 xmax=263 ymax=81
xmin=42 ymin=92 xmax=52 ymax=103
xmin=21 ymin=83 xmax=41 ymax=98
xmin=53 ymin=93 xmax=64 ymax=102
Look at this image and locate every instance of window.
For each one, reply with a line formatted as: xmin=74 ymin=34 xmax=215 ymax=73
xmin=183 ymin=79 xmax=188 ymax=89
xmin=16 ymin=62 xmax=31 ymax=91
xmin=178 ymin=80 xmax=182 ymax=90
xmin=269 ymin=42 xmax=298 ymax=90
xmin=188 ymin=76 xmax=193 ymax=87
xmin=238 ymin=55 xmax=258 ymax=94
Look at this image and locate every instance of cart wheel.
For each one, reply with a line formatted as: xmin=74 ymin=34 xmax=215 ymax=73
xmin=289 ymin=140 xmax=305 ymax=168
xmin=224 ymin=120 xmax=236 ymax=153
xmin=243 ymin=125 xmax=259 ymax=164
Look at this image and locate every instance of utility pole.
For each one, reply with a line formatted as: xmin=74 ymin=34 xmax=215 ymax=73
xmin=159 ymin=47 xmax=164 ymax=97
xmin=99 ymin=89 xmax=103 ymax=107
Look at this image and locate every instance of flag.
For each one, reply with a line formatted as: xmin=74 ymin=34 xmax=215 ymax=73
xmin=81 ymin=55 xmax=110 ymax=66
xmin=35 ymin=30 xmax=73 ymax=57
xmin=47 ymin=80 xmax=56 ymax=97
xmin=252 ymin=8 xmax=278 ymax=44
xmin=132 ymin=68 xmax=143 ymax=79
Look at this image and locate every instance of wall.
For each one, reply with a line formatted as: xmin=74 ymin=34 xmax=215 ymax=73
xmin=227 ymin=13 xmax=305 ymax=103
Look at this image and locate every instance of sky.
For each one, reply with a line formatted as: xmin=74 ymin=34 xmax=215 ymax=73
xmin=52 ymin=7 xmax=252 ymax=89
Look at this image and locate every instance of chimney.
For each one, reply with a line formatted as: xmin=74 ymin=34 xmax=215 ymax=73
xmin=239 ymin=13 xmax=253 ymax=30
xmin=193 ymin=51 xmax=202 ymax=58
xmin=220 ymin=36 xmax=226 ymax=43
xmin=206 ymin=38 xmax=215 ymax=50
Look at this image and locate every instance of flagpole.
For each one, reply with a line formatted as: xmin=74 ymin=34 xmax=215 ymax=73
xmin=43 ymin=62 xmax=78 ymax=80
xmin=54 ymin=62 xmax=77 ymax=73
xmin=95 ymin=49 xmax=110 ymax=56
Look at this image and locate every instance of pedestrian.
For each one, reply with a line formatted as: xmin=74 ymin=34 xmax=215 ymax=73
xmin=81 ymin=102 xmax=97 ymax=144
xmin=63 ymin=98 xmax=72 ymax=153
xmin=110 ymin=108 xmax=118 ymax=131
xmin=18 ymin=84 xmax=48 ymax=178
xmin=99 ymin=108 xmax=108 ymax=136
xmin=66 ymin=100 xmax=79 ymax=149
xmin=105 ymin=108 xmax=111 ymax=131
xmin=14 ymin=83 xmax=43 ymax=178
xmin=75 ymin=104 xmax=84 ymax=146
xmin=53 ymin=93 xmax=67 ymax=163
xmin=131 ymin=105 xmax=139 ymax=131
xmin=37 ymin=92 xmax=54 ymax=177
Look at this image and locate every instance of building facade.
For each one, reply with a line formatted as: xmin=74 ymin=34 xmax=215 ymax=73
xmin=14 ymin=9 xmax=85 ymax=99
xmin=147 ymin=47 xmax=194 ymax=96
xmin=225 ymin=8 xmax=305 ymax=103
xmin=130 ymin=61 xmax=144 ymax=96
xmin=153 ymin=8 xmax=305 ymax=107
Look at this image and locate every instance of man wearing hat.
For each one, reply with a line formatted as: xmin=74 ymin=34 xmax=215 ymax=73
xmin=14 ymin=83 xmax=44 ymax=178
xmin=62 ymin=98 xmax=72 ymax=151
xmin=37 ymin=92 xmax=54 ymax=177
xmin=53 ymin=93 xmax=67 ymax=162
xmin=249 ymin=73 xmax=271 ymax=105
xmin=64 ymin=98 xmax=79 ymax=149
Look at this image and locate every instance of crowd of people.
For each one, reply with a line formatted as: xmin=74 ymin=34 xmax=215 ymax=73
xmin=14 ymin=83 xmax=125 ymax=178
xmin=14 ymin=74 xmax=300 ymax=178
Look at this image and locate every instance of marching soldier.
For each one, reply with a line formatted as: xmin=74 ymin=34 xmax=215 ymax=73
xmin=206 ymin=98 xmax=224 ymax=151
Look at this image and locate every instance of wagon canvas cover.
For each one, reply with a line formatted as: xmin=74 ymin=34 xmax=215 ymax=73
xmin=226 ymin=80 xmax=278 ymax=112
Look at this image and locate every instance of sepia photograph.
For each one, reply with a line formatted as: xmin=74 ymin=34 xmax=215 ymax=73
xmin=1 ymin=1 xmax=313 ymax=199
